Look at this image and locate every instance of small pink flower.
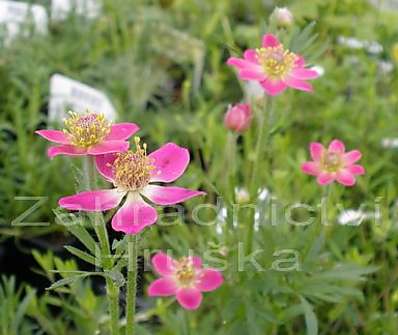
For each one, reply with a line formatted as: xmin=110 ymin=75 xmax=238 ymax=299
xmin=148 ymin=252 xmax=223 ymax=310
xmin=227 ymin=33 xmax=319 ymax=96
xmin=301 ymin=139 xmax=365 ymax=186
xmin=36 ymin=112 xmax=139 ymax=158
xmin=224 ymin=103 xmax=252 ymax=133
xmin=58 ymin=138 xmax=205 ymax=234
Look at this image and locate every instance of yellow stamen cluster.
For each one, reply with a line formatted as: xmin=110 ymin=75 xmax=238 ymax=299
xmin=175 ymin=257 xmax=196 ymax=286
xmin=256 ymin=45 xmax=296 ymax=80
xmin=63 ymin=111 xmax=111 ymax=148
xmin=113 ymin=137 xmax=155 ymax=191
xmin=322 ymin=152 xmax=343 ymax=173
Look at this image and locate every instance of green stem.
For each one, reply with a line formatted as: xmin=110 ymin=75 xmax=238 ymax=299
xmin=84 ymin=157 xmax=119 ymax=335
xmin=246 ymin=98 xmax=273 ymax=254
xmin=125 ymin=234 xmax=139 ymax=335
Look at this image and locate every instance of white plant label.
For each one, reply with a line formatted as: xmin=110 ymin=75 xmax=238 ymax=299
xmin=0 ymin=1 xmax=47 ymax=42
xmin=51 ymin=0 xmax=100 ymax=20
xmin=49 ymin=74 xmax=117 ymax=123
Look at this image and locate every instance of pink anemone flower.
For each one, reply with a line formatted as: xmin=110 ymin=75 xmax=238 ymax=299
xmin=36 ymin=111 xmax=139 ymax=158
xmin=148 ymin=252 xmax=223 ymax=310
xmin=227 ymin=33 xmax=319 ymax=96
xmin=301 ymin=139 xmax=365 ymax=186
xmin=58 ymin=138 xmax=205 ymax=234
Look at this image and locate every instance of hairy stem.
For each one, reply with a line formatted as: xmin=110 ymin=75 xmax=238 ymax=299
xmin=125 ymin=234 xmax=139 ymax=335
xmin=246 ymin=98 xmax=273 ymax=254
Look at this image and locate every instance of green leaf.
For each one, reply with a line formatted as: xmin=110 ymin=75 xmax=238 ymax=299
xmin=64 ymin=246 xmax=98 ymax=266
xmin=300 ymin=296 xmax=318 ymax=335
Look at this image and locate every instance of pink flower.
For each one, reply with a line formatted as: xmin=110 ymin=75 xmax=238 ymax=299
xmin=58 ymin=138 xmax=205 ymax=234
xmin=224 ymin=103 xmax=252 ymax=133
xmin=148 ymin=252 xmax=223 ymax=310
xmin=36 ymin=112 xmax=139 ymax=158
xmin=227 ymin=34 xmax=319 ymax=96
xmin=301 ymin=139 xmax=365 ymax=186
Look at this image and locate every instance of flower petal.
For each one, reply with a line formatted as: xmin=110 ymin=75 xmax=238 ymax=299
xmin=105 ymin=123 xmax=140 ymax=141
xmin=344 ymin=150 xmax=362 ymax=165
xmin=260 ymin=79 xmax=287 ymax=96
xmin=317 ymin=172 xmax=335 ymax=185
xmin=226 ymin=57 xmax=253 ymax=69
xmin=328 ymin=139 xmax=345 ymax=154
xmin=301 ymin=162 xmax=320 ymax=176
xmin=48 ymin=145 xmax=87 ymax=158
xmin=111 ymin=195 xmax=157 ymax=234
xmin=239 ymin=68 xmax=266 ymax=81
xmin=291 ymin=68 xmax=319 ymax=80
xmin=59 ymin=189 xmax=125 ymax=211
xmin=295 ymin=55 xmax=305 ymax=67
xmin=87 ymin=140 xmax=129 ymax=155
xmin=149 ymin=143 xmax=190 ymax=182
xmin=197 ymin=269 xmax=223 ymax=292
xmin=176 ymin=287 xmax=203 ymax=310
xmin=347 ymin=164 xmax=365 ymax=175
xmin=35 ymin=130 xmax=70 ymax=144
xmin=190 ymin=256 xmax=202 ymax=269
xmin=148 ymin=278 xmax=177 ymax=296
xmin=285 ymin=77 xmax=313 ymax=92
xmin=142 ymin=185 xmax=205 ymax=205
xmin=95 ymin=154 xmax=117 ymax=182
xmin=152 ymin=252 xmax=176 ymax=276
xmin=336 ymin=170 xmax=356 ymax=186
xmin=262 ymin=34 xmax=280 ymax=47
xmin=243 ymin=49 xmax=258 ymax=63
xmin=310 ymin=142 xmax=324 ymax=161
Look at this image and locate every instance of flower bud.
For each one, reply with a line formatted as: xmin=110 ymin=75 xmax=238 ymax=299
xmin=272 ymin=7 xmax=293 ymax=27
xmin=224 ymin=103 xmax=252 ymax=133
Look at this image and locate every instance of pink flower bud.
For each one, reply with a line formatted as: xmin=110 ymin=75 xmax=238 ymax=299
xmin=272 ymin=7 xmax=293 ymax=27
xmin=224 ymin=103 xmax=252 ymax=133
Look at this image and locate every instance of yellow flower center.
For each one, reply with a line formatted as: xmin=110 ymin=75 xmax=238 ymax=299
xmin=256 ymin=45 xmax=296 ymax=80
xmin=112 ymin=137 xmax=155 ymax=192
xmin=63 ymin=111 xmax=111 ymax=148
xmin=175 ymin=257 xmax=196 ymax=286
xmin=322 ymin=152 xmax=343 ymax=173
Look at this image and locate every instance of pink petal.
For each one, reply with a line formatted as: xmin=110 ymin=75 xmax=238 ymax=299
xmin=347 ymin=164 xmax=365 ymax=175
xmin=105 ymin=123 xmax=140 ymax=141
xmin=243 ymin=49 xmax=258 ymax=63
xmin=301 ymin=162 xmax=320 ymax=176
xmin=176 ymin=287 xmax=203 ymax=310
xmin=291 ymin=68 xmax=319 ymax=80
xmin=148 ymin=278 xmax=177 ymax=296
xmin=149 ymin=143 xmax=190 ymax=182
xmin=226 ymin=57 xmax=254 ymax=69
xmin=59 ymin=189 xmax=125 ymax=211
xmin=336 ymin=170 xmax=356 ymax=186
xmin=190 ymin=256 xmax=202 ymax=269
xmin=317 ymin=172 xmax=335 ymax=185
xmin=262 ymin=34 xmax=280 ymax=47
xmin=152 ymin=252 xmax=176 ymax=276
xmin=48 ymin=145 xmax=87 ymax=158
xmin=310 ymin=142 xmax=324 ymax=161
xmin=95 ymin=154 xmax=117 ymax=182
xmin=111 ymin=195 xmax=157 ymax=234
xmin=260 ymin=79 xmax=287 ymax=96
xmin=344 ymin=150 xmax=362 ymax=165
xmin=328 ymin=139 xmax=345 ymax=154
xmin=87 ymin=140 xmax=129 ymax=155
xmin=197 ymin=269 xmax=223 ymax=292
xmin=239 ymin=68 xmax=266 ymax=81
xmin=142 ymin=185 xmax=205 ymax=206
xmin=295 ymin=55 xmax=305 ymax=67
xmin=285 ymin=77 xmax=313 ymax=92
xmin=35 ymin=130 xmax=70 ymax=144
